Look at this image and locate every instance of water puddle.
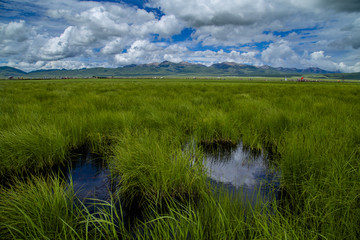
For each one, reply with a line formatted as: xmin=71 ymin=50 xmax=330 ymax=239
xmin=65 ymin=148 xmax=144 ymax=228
xmin=67 ymin=149 xmax=113 ymax=202
xmin=200 ymin=140 xmax=280 ymax=203
xmin=64 ymin=141 xmax=280 ymax=214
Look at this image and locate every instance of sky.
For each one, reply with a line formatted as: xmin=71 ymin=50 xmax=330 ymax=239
xmin=1 ymin=0 xmax=360 ymax=72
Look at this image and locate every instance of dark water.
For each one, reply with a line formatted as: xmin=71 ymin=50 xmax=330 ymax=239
xmin=66 ymin=141 xmax=280 ymax=208
xmin=66 ymin=149 xmax=113 ymax=203
xmin=201 ymin=141 xmax=280 ymax=203
xmin=65 ymin=149 xmax=145 ymax=228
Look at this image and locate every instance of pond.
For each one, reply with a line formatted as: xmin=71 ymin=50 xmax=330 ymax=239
xmin=200 ymin=141 xmax=281 ymax=204
xmin=65 ymin=148 xmax=141 ymax=226
xmin=66 ymin=148 xmax=112 ymax=203
xmin=65 ymin=141 xmax=280 ymax=209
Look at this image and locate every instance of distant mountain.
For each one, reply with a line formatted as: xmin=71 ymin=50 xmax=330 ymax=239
xmin=275 ymin=66 xmax=340 ymax=74
xmin=0 ymin=66 xmax=26 ymax=78
xmin=0 ymin=61 xmax=354 ymax=79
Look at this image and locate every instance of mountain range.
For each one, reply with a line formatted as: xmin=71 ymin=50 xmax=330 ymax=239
xmin=1 ymin=61 xmax=357 ymax=79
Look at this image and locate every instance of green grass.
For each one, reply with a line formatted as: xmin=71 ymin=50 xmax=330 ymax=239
xmin=0 ymin=124 xmax=67 ymax=176
xmin=0 ymin=175 xmax=131 ymax=240
xmin=0 ymin=175 xmax=83 ymax=239
xmin=111 ymin=130 xmax=207 ymax=208
xmin=0 ymin=78 xmax=360 ymax=239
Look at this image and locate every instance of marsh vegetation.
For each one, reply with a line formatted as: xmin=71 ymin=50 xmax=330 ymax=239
xmin=0 ymin=78 xmax=359 ymax=239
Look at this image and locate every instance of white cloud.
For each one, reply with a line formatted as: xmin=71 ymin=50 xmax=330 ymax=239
xmin=260 ymin=41 xmax=360 ymax=72
xmin=3 ymin=59 xmax=110 ymax=72
xmin=101 ymin=38 xmax=127 ymax=55
xmin=38 ymin=26 xmax=88 ymax=60
xmin=1 ymin=2 xmax=184 ymax=64
xmin=149 ymin=0 xmax=286 ymax=27
xmin=261 ymin=40 xmax=300 ymax=67
xmin=1 ymin=0 xmax=360 ymax=72
xmin=114 ymin=40 xmax=258 ymax=66
xmin=310 ymin=51 xmax=328 ymax=61
xmin=186 ymin=49 xmax=259 ymax=66
xmin=0 ymin=20 xmax=29 ymax=42
xmin=148 ymin=0 xmax=333 ymax=49
xmin=163 ymin=54 xmax=183 ymax=63
xmin=339 ymin=62 xmax=360 ymax=73
xmin=71 ymin=6 xmax=132 ymax=36
xmin=308 ymin=50 xmax=339 ymax=71
xmin=0 ymin=21 xmax=33 ymax=57
xmin=39 ymin=60 xmax=90 ymax=70
xmin=193 ymin=25 xmax=275 ymax=46
xmin=130 ymin=14 xmax=184 ymax=38
xmin=114 ymin=40 xmax=165 ymax=65
xmin=149 ymin=15 xmax=184 ymax=37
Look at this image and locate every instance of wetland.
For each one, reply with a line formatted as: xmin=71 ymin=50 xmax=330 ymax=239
xmin=0 ymin=78 xmax=359 ymax=239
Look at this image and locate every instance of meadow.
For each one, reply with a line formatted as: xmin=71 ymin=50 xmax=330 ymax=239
xmin=0 ymin=78 xmax=359 ymax=239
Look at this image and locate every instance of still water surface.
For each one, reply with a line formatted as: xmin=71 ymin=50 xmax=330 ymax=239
xmin=67 ymin=149 xmax=112 ymax=202
xmin=66 ymin=142 xmax=280 ymax=205
xmin=202 ymin=141 xmax=280 ymax=203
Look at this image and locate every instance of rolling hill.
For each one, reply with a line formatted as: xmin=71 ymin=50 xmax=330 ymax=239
xmin=1 ymin=61 xmax=357 ymax=79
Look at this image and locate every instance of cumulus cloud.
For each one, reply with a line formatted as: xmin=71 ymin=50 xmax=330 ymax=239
xmin=308 ymin=50 xmax=340 ymax=71
xmin=260 ymin=40 xmax=360 ymax=72
xmin=130 ymin=14 xmax=184 ymax=38
xmin=147 ymin=15 xmax=184 ymax=37
xmin=48 ymin=4 xmax=183 ymax=40
xmin=149 ymin=0 xmax=286 ymax=27
xmin=339 ymin=61 xmax=360 ymax=73
xmin=187 ymin=49 xmax=259 ymax=66
xmin=0 ymin=20 xmax=32 ymax=57
xmin=71 ymin=6 xmax=131 ymax=36
xmin=38 ymin=26 xmax=92 ymax=60
xmin=1 ymin=0 xmax=360 ymax=72
xmin=0 ymin=20 xmax=29 ymax=42
xmin=147 ymin=0 xmax=331 ymax=48
xmin=193 ymin=24 xmax=275 ymax=46
xmin=261 ymin=40 xmax=300 ymax=68
xmin=101 ymin=38 xmax=127 ymax=55
xmin=1 ymin=1 xmax=185 ymax=64
xmin=39 ymin=60 xmax=91 ymax=70
xmin=114 ymin=40 xmax=258 ymax=66
xmin=114 ymin=40 xmax=171 ymax=65
xmin=3 ymin=59 xmax=107 ymax=72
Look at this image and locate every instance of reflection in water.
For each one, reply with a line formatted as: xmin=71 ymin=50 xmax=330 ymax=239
xmin=201 ymin=141 xmax=280 ymax=203
xmin=67 ymin=149 xmax=112 ymax=202
xmin=65 ymin=141 xmax=279 ymax=211
xmin=66 ymin=148 xmax=141 ymax=227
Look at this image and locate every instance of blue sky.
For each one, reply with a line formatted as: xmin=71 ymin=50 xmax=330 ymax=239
xmin=1 ymin=0 xmax=360 ymax=72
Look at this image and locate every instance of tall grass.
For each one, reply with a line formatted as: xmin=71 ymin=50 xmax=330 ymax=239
xmin=111 ymin=130 xmax=208 ymax=208
xmin=0 ymin=175 xmax=83 ymax=239
xmin=0 ymin=124 xmax=67 ymax=176
xmin=0 ymin=79 xmax=359 ymax=239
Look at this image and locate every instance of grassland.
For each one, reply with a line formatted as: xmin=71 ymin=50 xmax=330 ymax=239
xmin=0 ymin=78 xmax=359 ymax=239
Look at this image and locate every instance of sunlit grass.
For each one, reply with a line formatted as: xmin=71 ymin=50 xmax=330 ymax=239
xmin=0 ymin=176 xmax=82 ymax=239
xmin=111 ymin=130 xmax=207 ymax=208
xmin=0 ymin=79 xmax=359 ymax=239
